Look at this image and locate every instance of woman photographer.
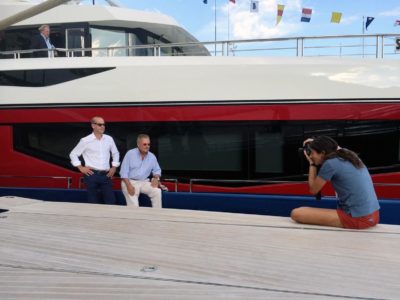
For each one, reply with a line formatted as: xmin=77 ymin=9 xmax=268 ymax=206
xmin=291 ymin=136 xmax=380 ymax=229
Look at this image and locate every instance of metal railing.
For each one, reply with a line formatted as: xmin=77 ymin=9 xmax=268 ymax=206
xmin=188 ymin=178 xmax=306 ymax=193
xmin=0 ymin=175 xmax=72 ymax=189
xmin=1 ymin=34 xmax=399 ymax=59
xmin=188 ymin=178 xmax=400 ymax=193
xmin=162 ymin=178 xmax=178 ymax=193
xmin=0 ymin=175 xmax=398 ymax=195
xmin=78 ymin=176 xmax=178 ymax=192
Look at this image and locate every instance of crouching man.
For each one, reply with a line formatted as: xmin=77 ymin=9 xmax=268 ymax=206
xmin=120 ymin=134 xmax=162 ymax=208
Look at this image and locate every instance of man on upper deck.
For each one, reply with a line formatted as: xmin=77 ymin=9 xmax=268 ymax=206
xmin=31 ymin=24 xmax=56 ymax=57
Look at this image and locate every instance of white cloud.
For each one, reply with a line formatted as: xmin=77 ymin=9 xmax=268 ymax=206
xmin=227 ymin=0 xmax=305 ymax=39
xmin=379 ymin=6 xmax=400 ymax=17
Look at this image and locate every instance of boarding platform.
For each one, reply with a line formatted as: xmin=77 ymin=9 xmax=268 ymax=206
xmin=0 ymin=196 xmax=399 ymax=299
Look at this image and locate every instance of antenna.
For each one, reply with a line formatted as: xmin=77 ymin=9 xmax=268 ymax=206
xmin=104 ymin=0 xmax=122 ymax=7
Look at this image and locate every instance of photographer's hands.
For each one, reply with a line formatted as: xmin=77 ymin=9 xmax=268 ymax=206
xmin=302 ymin=138 xmax=326 ymax=195
xmin=303 ymin=138 xmax=314 ymax=165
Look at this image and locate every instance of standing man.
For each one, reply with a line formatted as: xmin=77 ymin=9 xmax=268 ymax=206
xmin=70 ymin=116 xmax=120 ymax=204
xmin=31 ymin=24 xmax=56 ymax=57
xmin=120 ymin=134 xmax=162 ymax=208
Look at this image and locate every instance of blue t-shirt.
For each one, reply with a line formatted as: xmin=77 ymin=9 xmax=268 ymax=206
xmin=318 ymin=158 xmax=380 ymax=217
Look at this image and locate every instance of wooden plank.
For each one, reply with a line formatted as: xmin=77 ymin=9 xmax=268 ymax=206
xmin=0 ymin=196 xmax=399 ymax=299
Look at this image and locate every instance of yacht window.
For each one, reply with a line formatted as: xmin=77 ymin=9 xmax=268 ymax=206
xmin=0 ymin=68 xmax=114 ymax=87
xmin=255 ymin=131 xmax=283 ymax=173
xmin=12 ymin=120 xmax=399 ymax=180
xmin=90 ymin=28 xmax=127 ymax=57
xmin=128 ymin=32 xmax=150 ymax=56
xmin=157 ymin=126 xmax=243 ymax=172
xmin=66 ymin=28 xmax=86 ymax=57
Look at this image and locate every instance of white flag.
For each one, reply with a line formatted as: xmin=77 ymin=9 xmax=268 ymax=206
xmin=250 ymin=0 xmax=259 ymax=13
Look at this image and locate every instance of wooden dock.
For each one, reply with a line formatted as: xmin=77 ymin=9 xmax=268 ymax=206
xmin=0 ymin=196 xmax=399 ymax=299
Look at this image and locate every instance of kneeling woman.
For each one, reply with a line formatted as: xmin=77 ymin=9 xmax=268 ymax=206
xmin=291 ymin=136 xmax=380 ymax=229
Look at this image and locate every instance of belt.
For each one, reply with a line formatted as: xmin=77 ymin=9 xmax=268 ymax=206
xmin=91 ymin=169 xmax=109 ymax=174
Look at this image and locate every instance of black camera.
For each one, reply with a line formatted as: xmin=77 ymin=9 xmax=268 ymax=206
xmin=298 ymin=142 xmax=312 ymax=156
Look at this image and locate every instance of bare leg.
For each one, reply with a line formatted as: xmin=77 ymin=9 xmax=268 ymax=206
xmin=291 ymin=207 xmax=343 ymax=228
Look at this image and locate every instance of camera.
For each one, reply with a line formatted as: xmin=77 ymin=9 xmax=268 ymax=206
xmin=298 ymin=142 xmax=312 ymax=156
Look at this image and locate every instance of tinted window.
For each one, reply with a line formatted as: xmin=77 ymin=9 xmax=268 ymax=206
xmin=0 ymin=68 xmax=114 ymax=87
xmin=13 ymin=120 xmax=400 ymax=180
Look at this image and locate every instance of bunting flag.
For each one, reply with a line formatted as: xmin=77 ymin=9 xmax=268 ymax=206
xmin=276 ymin=4 xmax=285 ymax=25
xmin=250 ymin=0 xmax=259 ymax=13
xmin=331 ymin=12 xmax=342 ymax=24
xmin=394 ymin=20 xmax=400 ymax=26
xmin=365 ymin=16 xmax=375 ymax=30
xmin=301 ymin=8 xmax=312 ymax=23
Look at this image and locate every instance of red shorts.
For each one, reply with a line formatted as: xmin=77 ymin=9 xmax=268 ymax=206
xmin=337 ymin=209 xmax=380 ymax=229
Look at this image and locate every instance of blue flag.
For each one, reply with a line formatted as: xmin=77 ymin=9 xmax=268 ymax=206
xmin=366 ymin=16 xmax=374 ymax=30
xmin=203 ymin=0 xmax=207 ymax=3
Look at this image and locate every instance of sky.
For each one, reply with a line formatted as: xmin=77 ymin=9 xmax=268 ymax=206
xmin=94 ymin=0 xmax=400 ymax=42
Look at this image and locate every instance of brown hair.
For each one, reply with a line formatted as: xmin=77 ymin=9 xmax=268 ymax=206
xmin=309 ymin=136 xmax=364 ymax=169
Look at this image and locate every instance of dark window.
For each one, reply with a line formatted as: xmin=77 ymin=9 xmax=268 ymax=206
xmin=0 ymin=68 xmax=114 ymax=87
xmin=13 ymin=120 xmax=400 ymax=181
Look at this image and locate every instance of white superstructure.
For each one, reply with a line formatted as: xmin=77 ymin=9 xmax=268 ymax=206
xmin=1 ymin=0 xmax=400 ymax=108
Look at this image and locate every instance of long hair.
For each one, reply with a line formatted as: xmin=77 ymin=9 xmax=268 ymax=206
xmin=309 ymin=136 xmax=364 ymax=169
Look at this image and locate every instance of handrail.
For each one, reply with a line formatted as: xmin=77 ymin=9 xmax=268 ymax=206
xmin=78 ymin=176 xmax=178 ymax=192
xmin=1 ymin=33 xmax=399 ymax=59
xmin=188 ymin=178 xmax=400 ymax=193
xmin=0 ymin=175 xmax=72 ymax=189
xmin=0 ymin=175 xmax=398 ymax=193
xmin=162 ymin=178 xmax=178 ymax=192
xmin=189 ymin=178 xmax=307 ymax=193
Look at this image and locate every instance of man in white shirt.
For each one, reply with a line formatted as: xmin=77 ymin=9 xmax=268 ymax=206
xmin=70 ymin=116 xmax=120 ymax=204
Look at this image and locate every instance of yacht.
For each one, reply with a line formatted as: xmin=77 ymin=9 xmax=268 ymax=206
xmin=0 ymin=0 xmax=400 ymax=199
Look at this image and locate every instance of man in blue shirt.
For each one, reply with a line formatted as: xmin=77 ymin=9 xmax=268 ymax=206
xmin=120 ymin=134 xmax=162 ymax=208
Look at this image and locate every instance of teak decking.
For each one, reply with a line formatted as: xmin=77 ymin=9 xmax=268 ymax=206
xmin=0 ymin=196 xmax=399 ymax=299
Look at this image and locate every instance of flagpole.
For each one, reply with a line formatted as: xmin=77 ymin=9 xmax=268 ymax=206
xmin=362 ymin=16 xmax=365 ymax=58
xmin=228 ymin=1 xmax=230 ymax=42
xmin=214 ymin=0 xmax=217 ymax=56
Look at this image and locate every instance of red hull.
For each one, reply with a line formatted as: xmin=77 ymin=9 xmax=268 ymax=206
xmin=1 ymin=102 xmax=400 ymax=198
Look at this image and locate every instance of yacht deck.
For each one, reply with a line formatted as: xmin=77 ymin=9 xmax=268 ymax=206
xmin=0 ymin=196 xmax=399 ymax=299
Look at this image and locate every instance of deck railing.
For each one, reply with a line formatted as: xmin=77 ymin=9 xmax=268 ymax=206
xmin=1 ymin=175 xmax=398 ymax=198
xmin=1 ymin=34 xmax=399 ymax=59
xmin=0 ymin=175 xmax=72 ymax=189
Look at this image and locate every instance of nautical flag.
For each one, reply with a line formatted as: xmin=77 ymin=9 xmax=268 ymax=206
xmin=250 ymin=0 xmax=259 ymax=13
xmin=301 ymin=8 xmax=312 ymax=23
xmin=366 ymin=16 xmax=375 ymax=30
xmin=276 ymin=4 xmax=285 ymax=25
xmin=331 ymin=12 xmax=342 ymax=24
xmin=394 ymin=20 xmax=400 ymax=26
